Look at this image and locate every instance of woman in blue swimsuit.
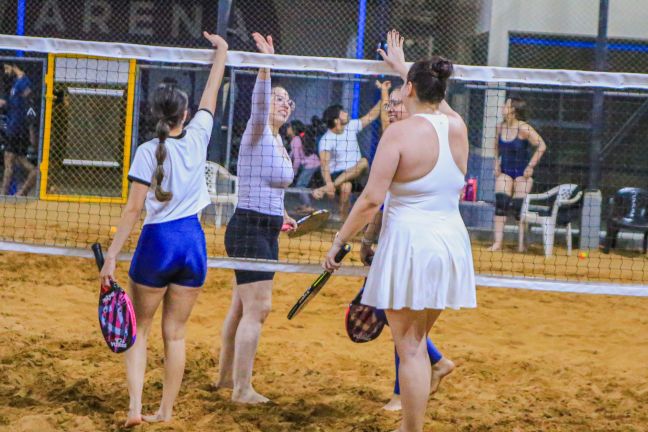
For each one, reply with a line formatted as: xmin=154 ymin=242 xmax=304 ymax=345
xmin=488 ymin=97 xmax=547 ymax=252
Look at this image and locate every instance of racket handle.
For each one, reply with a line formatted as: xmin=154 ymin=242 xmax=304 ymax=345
xmin=91 ymin=242 xmax=105 ymax=270
xmin=281 ymin=223 xmax=292 ymax=232
xmin=334 ymin=243 xmax=352 ymax=263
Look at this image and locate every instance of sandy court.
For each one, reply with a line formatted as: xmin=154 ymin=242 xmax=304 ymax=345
xmin=1 ymin=251 xmax=648 ymax=431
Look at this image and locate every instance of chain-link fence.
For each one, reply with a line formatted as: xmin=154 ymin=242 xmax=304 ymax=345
xmin=2 ymin=1 xmax=647 ymax=72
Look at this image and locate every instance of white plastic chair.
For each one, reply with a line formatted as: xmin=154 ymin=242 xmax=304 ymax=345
xmin=205 ymin=161 xmax=238 ymax=227
xmin=518 ymin=184 xmax=583 ymax=256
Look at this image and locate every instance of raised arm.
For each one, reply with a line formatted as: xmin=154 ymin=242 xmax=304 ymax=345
xmin=377 ymin=30 xmax=408 ymax=81
xmin=380 ymin=30 xmax=463 ymax=123
xmin=377 ymin=80 xmax=392 ymax=131
xmin=199 ymin=32 xmax=229 ymax=115
xmin=249 ymin=33 xmax=275 ymax=137
xmin=360 ymin=100 xmax=382 ymax=129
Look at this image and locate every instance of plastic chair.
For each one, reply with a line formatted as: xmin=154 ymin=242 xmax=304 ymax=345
xmin=205 ymin=161 xmax=238 ymax=227
xmin=519 ymin=184 xmax=583 ymax=256
xmin=603 ymin=187 xmax=648 ymax=254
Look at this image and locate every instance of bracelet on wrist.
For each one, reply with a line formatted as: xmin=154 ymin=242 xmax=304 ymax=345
xmin=334 ymin=232 xmax=347 ymax=246
xmin=361 ymin=238 xmax=375 ymax=246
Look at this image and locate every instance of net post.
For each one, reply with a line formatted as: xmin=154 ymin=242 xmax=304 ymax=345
xmin=579 ymin=190 xmax=603 ymax=251
xmin=120 ymin=59 xmax=137 ymax=203
xmin=39 ymin=53 xmax=56 ymax=200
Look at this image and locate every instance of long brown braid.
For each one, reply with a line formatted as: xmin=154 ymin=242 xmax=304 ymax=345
xmin=150 ymin=84 xmax=188 ymax=202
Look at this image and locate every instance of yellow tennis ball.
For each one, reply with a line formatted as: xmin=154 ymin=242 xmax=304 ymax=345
xmin=578 ymin=251 xmax=588 ymax=259
xmin=110 ymin=226 xmax=117 ymax=234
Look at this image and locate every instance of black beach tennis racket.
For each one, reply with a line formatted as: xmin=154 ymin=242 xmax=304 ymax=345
xmin=92 ymin=243 xmax=137 ymax=353
xmin=282 ymin=209 xmax=330 ymax=238
xmin=287 ymin=243 xmax=352 ymax=320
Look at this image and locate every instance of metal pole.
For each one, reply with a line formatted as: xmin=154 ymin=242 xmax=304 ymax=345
xmin=588 ymin=0 xmax=609 ymax=190
xmin=351 ymin=0 xmax=367 ymax=118
xmin=217 ymin=0 xmax=233 ymax=38
xmin=17 ymin=0 xmax=25 ymax=56
xmin=580 ymin=0 xmax=609 ymax=251
xmin=224 ymin=69 xmax=236 ymax=172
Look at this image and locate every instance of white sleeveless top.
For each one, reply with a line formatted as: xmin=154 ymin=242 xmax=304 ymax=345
xmin=361 ymin=113 xmax=477 ymax=310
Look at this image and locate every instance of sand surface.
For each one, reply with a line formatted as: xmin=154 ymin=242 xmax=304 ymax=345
xmin=2 ymin=252 xmax=648 ymax=431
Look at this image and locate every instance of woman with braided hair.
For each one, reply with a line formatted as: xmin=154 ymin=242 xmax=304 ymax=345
xmin=99 ymin=32 xmax=228 ymax=427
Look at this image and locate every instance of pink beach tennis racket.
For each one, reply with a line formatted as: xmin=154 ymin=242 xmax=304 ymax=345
xmin=91 ymin=243 xmax=137 ymax=353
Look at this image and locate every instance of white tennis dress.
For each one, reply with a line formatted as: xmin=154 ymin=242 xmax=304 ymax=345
xmin=361 ymin=113 xmax=477 ymax=311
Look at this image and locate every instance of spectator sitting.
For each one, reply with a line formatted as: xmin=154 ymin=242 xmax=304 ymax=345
xmin=313 ymin=98 xmax=381 ymax=217
xmin=286 ymin=119 xmax=322 ymax=214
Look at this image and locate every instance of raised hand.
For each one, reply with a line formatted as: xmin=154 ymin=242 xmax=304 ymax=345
xmin=203 ymin=31 xmax=229 ymax=51
xmin=375 ymin=80 xmax=392 ymax=91
xmin=252 ymin=32 xmax=275 ymax=55
xmin=377 ymin=30 xmax=407 ymax=79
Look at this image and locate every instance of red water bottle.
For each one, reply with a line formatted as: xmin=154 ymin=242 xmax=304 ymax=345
xmin=464 ymin=177 xmax=477 ymax=201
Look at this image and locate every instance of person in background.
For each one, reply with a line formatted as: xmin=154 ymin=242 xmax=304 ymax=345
xmin=313 ymin=96 xmax=382 ymax=217
xmin=286 ymin=119 xmax=321 ymax=214
xmin=487 ymin=96 xmax=547 ymax=252
xmin=1 ymin=62 xmax=38 ymax=196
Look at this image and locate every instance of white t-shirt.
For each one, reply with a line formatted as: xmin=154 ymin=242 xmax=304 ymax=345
xmin=318 ymin=119 xmax=363 ymax=173
xmin=128 ymin=109 xmax=213 ymax=225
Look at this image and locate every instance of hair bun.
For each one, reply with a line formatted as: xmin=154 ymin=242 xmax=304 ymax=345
xmin=430 ymin=57 xmax=453 ymax=80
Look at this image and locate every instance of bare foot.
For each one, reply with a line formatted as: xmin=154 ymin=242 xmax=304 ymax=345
xmin=142 ymin=411 xmax=172 ymax=423
xmin=232 ymin=387 xmax=271 ymax=404
xmin=486 ymin=243 xmax=502 ymax=252
xmin=430 ymin=358 xmax=455 ymax=394
xmin=211 ymin=378 xmax=233 ymax=390
xmin=382 ymin=394 xmax=401 ymax=411
xmin=124 ymin=411 xmax=142 ymax=428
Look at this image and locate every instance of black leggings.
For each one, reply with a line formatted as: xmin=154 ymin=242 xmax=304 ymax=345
xmin=224 ymin=208 xmax=283 ymax=285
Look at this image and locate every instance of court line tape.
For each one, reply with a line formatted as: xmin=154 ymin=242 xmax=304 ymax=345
xmin=3 ymin=35 xmax=648 ymax=89
xmin=2 ymin=241 xmax=646 ymax=297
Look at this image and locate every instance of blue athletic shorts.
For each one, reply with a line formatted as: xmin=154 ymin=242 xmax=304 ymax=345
xmin=129 ymin=214 xmax=207 ymax=288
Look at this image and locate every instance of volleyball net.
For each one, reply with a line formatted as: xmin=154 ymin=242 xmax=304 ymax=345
xmin=1 ymin=35 xmax=648 ymax=295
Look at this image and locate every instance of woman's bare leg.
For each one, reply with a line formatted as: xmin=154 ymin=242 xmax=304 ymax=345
xmin=215 ymin=280 xmax=243 ymax=389
xmin=488 ymin=174 xmax=513 ymax=251
xmin=124 ymin=282 xmax=166 ymax=427
xmin=386 ymin=308 xmax=442 ymax=432
xmin=231 ymin=280 xmax=273 ymax=404
xmin=143 ymin=284 xmax=201 ymax=423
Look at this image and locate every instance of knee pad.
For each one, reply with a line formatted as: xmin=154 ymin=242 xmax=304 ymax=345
xmin=511 ymin=198 xmax=524 ymax=219
xmin=495 ymin=193 xmax=511 ymax=216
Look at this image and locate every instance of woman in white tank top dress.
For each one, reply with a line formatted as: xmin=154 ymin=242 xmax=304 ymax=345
xmin=324 ymin=39 xmax=476 ymax=431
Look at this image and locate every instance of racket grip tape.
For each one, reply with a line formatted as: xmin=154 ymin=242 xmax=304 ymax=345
xmin=91 ymin=243 xmax=105 ymax=270
xmin=334 ymin=243 xmax=352 ymax=262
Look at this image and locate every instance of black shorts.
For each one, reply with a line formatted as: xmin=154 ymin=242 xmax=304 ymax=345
xmin=4 ymin=133 xmax=30 ymax=157
xmin=224 ymin=207 xmax=283 ymax=285
xmin=331 ymin=170 xmax=363 ymax=192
